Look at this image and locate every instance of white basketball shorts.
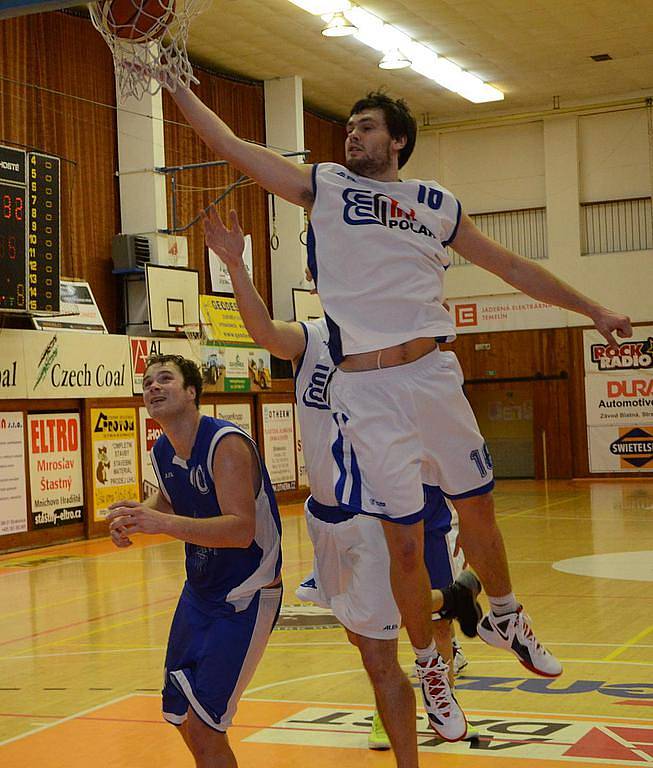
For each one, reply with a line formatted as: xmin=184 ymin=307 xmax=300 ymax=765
xmin=330 ymin=348 xmax=494 ymax=522
xmin=305 ymin=498 xmax=401 ymax=640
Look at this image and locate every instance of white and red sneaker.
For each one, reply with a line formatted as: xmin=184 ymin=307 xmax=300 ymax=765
xmin=477 ymin=607 xmax=562 ymax=677
xmin=415 ymin=654 xmax=467 ymax=741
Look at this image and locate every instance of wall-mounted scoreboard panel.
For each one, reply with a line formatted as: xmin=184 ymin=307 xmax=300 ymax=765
xmin=0 ymin=144 xmax=60 ymax=313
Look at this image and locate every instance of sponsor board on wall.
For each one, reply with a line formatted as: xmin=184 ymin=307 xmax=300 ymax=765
xmin=261 ymin=402 xmax=296 ymax=492
xmin=91 ymin=407 xmax=140 ymax=520
xmin=130 ymin=336 xmax=195 ymax=394
xmin=0 ymin=329 xmax=27 ymax=399
xmin=32 ymin=279 xmax=108 ymax=333
xmin=448 ymin=293 xmax=567 ymax=334
xmin=584 ymin=327 xmax=653 ymax=472
xmin=27 ymin=413 xmax=84 ymax=528
xmin=208 ymin=234 xmax=253 ymax=294
xmin=588 ymin=424 xmax=653 ymax=472
xmin=294 ymin=404 xmax=308 ymax=488
xmin=583 ymin=327 xmax=653 ymax=373
xmin=23 ymin=331 xmax=131 ymax=398
xmin=199 ymin=295 xmax=256 ymax=347
xmin=585 ymin=373 xmax=653 ymax=426
xmin=0 ymin=412 xmax=28 ymax=535
xmin=215 ymin=403 xmax=252 ymax=436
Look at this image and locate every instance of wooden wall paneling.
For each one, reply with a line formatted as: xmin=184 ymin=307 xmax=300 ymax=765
xmin=162 ymin=74 xmax=271 ymax=307
xmin=0 ymin=11 xmax=121 ymax=331
xmin=533 ymin=379 xmax=573 ymax=479
xmin=303 ymin=110 xmax=346 ymax=166
xmin=567 ymin=326 xmax=590 ymax=476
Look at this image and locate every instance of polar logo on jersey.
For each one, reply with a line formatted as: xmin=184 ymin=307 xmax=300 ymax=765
xmin=190 ymin=465 xmax=210 ymax=494
xmin=342 ymin=188 xmax=437 ymax=239
xmin=302 ymin=363 xmax=331 ymax=410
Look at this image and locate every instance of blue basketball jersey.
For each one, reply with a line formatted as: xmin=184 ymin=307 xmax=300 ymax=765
xmin=151 ymin=416 xmax=282 ymax=610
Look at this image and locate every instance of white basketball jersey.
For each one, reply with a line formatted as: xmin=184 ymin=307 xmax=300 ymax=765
xmin=294 ymin=318 xmax=337 ymax=506
xmin=308 ymin=162 xmax=460 ymax=361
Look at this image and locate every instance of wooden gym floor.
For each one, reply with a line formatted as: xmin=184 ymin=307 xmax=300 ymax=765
xmin=1 ymin=478 xmax=652 ymax=767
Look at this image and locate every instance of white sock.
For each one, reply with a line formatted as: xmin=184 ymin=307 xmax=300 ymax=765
xmin=413 ymin=639 xmax=437 ymax=662
xmin=489 ymin=593 xmax=519 ymax=616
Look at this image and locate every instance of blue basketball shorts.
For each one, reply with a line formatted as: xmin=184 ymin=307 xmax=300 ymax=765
xmin=162 ymin=583 xmax=282 ymax=732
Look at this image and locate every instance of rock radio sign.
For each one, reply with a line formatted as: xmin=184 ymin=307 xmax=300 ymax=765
xmin=584 ymin=327 xmax=653 ymax=472
xmin=28 ymin=413 xmax=84 ymax=528
xmin=91 ymin=407 xmax=139 ymax=521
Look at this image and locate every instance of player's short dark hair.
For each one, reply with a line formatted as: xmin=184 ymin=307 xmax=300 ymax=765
xmin=349 ymin=90 xmax=417 ymax=169
xmin=144 ymin=354 xmax=203 ymax=408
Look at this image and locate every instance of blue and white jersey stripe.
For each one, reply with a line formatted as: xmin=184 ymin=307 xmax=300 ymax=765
xmin=151 ymin=416 xmax=281 ymax=610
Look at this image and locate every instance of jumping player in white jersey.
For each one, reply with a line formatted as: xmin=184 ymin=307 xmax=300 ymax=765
xmin=162 ymin=82 xmax=631 ymax=729
xmin=203 ymin=207 xmax=482 ymax=761
xmin=106 ymin=354 xmax=282 ymax=768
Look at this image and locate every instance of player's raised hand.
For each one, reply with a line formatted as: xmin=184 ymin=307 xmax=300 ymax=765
xmin=203 ymin=207 xmax=245 ymax=271
xmin=590 ymin=307 xmax=632 ymax=351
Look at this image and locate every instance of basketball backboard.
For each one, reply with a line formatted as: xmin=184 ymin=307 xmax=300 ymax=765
xmin=0 ymin=0 xmax=80 ymax=20
xmin=145 ymin=264 xmax=199 ymax=335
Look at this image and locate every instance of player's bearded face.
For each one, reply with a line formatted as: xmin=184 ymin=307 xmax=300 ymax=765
xmin=345 ymin=110 xmax=394 ymax=177
xmin=345 ymin=138 xmax=393 ymax=177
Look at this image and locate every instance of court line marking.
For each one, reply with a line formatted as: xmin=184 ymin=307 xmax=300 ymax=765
xmin=240 ymin=696 xmax=653 ymax=724
xmin=0 ymin=595 xmax=176 ymax=651
xmin=0 ymin=693 xmax=134 ymax=748
xmin=603 ymin=624 xmax=653 ymax=662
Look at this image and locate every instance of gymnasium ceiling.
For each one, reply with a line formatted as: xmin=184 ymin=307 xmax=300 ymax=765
xmin=182 ymin=0 xmax=653 ymax=124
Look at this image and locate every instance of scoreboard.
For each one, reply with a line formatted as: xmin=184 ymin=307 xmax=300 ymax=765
xmin=0 ymin=143 xmax=60 ymax=313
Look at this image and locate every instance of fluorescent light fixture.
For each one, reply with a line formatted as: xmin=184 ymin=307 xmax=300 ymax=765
xmin=379 ymin=48 xmax=412 ymax=70
xmin=289 ymin=0 xmax=351 ymax=14
xmin=322 ymin=11 xmax=357 ymax=37
xmin=290 ymin=1 xmax=504 ymax=103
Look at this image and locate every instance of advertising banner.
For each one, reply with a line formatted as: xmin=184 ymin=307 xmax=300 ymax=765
xmin=587 ymin=425 xmax=653 ymax=473
xmin=32 ymin=279 xmax=107 ymax=333
xmin=584 ymin=373 xmax=653 ymax=426
xmin=23 ymin=331 xmax=132 ymax=398
xmin=583 ymin=327 xmax=653 ymax=373
xmin=0 ymin=329 xmax=27 ymax=399
xmin=584 ymin=327 xmax=653 ymax=472
xmin=201 ymin=346 xmax=271 ymax=393
xmin=215 ymin=403 xmax=252 ymax=436
xmin=130 ymin=336 xmax=195 ymax=394
xmin=448 ymin=293 xmax=567 ymax=334
xmin=0 ymin=412 xmax=28 ymax=535
xmin=208 ymin=234 xmax=253 ymax=294
xmin=28 ymin=413 xmax=84 ymax=528
xmin=261 ymin=402 xmax=296 ymax=492
xmin=199 ymin=295 xmax=256 ymax=347
xmin=91 ymin=407 xmax=140 ymax=520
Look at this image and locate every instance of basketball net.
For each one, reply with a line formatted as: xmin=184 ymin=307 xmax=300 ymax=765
xmin=182 ymin=320 xmax=212 ymax=365
xmin=88 ymin=0 xmax=210 ymax=101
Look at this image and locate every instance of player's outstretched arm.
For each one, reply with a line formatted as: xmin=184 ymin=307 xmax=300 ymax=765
xmin=170 ymin=87 xmax=314 ymax=209
xmin=451 ymin=214 xmax=632 ymax=350
xmin=204 ymin=206 xmax=306 ymax=361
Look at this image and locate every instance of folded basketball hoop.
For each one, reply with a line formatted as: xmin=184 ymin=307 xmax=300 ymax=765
xmin=88 ymin=0 xmax=210 ymax=100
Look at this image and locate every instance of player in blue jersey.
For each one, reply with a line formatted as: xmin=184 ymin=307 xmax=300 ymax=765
xmin=106 ymin=353 xmax=282 ymax=768
xmin=163 ymin=83 xmax=631 ymax=735
xmin=203 ymin=207 xmax=484 ymax=761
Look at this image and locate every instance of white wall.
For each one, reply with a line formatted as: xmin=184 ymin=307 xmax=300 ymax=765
xmin=405 ymin=106 xmax=652 ymax=323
